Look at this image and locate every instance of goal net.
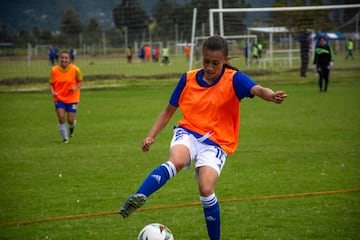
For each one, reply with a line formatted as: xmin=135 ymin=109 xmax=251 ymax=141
xmin=2 ymin=1 xmax=360 ymax=88
xmin=206 ymin=4 xmax=360 ymax=72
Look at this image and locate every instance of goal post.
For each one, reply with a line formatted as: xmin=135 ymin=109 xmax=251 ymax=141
xmin=209 ymin=4 xmax=360 ymax=36
xmin=208 ymin=4 xmax=360 ymax=71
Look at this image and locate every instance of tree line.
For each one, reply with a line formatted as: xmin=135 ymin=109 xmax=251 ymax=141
xmin=0 ymin=0 xmax=357 ymax=50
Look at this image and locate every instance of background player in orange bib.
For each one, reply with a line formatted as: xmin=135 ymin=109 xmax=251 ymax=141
xmin=119 ymin=35 xmax=287 ymax=240
xmin=49 ymin=51 xmax=83 ymax=144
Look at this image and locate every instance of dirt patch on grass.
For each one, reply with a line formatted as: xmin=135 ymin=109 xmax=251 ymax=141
xmin=2 ymin=67 xmax=358 ymax=87
xmin=0 ymin=70 xmax=275 ymax=86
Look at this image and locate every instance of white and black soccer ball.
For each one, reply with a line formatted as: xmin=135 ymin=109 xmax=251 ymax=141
xmin=138 ymin=223 xmax=174 ymax=240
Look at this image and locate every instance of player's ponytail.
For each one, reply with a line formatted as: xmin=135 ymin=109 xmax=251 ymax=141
xmin=224 ymin=59 xmax=239 ymax=71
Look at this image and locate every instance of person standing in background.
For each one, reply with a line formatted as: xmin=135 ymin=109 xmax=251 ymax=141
xmin=144 ymin=45 xmax=151 ymax=62
xmin=313 ymin=36 xmax=333 ymax=92
xmin=155 ymin=45 xmax=160 ymax=62
xmin=251 ymin=43 xmax=259 ymax=64
xmin=243 ymin=43 xmax=249 ymax=64
xmin=48 ymin=46 xmax=57 ymax=66
xmin=184 ymin=44 xmax=191 ymax=62
xmin=126 ymin=46 xmax=132 ymax=64
xmin=257 ymin=43 xmax=263 ymax=58
xmin=70 ymin=48 xmax=76 ymax=62
xmin=138 ymin=47 xmax=145 ymax=63
xmin=345 ymin=39 xmax=354 ymax=60
xmin=161 ymin=47 xmax=170 ymax=65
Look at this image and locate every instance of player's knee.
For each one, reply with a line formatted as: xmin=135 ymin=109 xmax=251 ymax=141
xmin=58 ymin=118 xmax=66 ymax=124
xmin=199 ymin=187 xmax=215 ymax=197
xmin=168 ymin=157 xmax=189 ymax=172
xmin=171 ymin=161 xmax=186 ymax=173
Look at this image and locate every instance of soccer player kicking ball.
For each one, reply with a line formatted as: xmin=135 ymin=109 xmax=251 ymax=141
xmin=119 ymin=35 xmax=287 ymax=240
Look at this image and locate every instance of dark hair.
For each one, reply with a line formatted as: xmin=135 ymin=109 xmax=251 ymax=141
xmin=59 ymin=50 xmax=70 ymax=56
xmin=318 ymin=36 xmax=326 ymax=42
xmin=202 ymin=35 xmax=239 ymax=71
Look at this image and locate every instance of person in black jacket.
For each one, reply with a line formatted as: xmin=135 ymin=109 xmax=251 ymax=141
xmin=313 ymin=36 xmax=334 ymax=92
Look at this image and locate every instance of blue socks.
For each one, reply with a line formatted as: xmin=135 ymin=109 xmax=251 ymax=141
xmin=136 ymin=161 xmax=176 ymax=197
xmin=135 ymin=162 xmax=220 ymax=240
xmin=200 ymin=193 xmax=220 ymax=240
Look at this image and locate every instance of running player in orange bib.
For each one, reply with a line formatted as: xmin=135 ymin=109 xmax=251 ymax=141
xmin=49 ymin=51 xmax=83 ymax=144
xmin=119 ymin=36 xmax=287 ymax=240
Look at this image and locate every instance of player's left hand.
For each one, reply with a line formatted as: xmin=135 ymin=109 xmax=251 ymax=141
xmin=272 ymin=91 xmax=287 ymax=104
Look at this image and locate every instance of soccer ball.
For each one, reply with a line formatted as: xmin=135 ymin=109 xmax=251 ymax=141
xmin=138 ymin=223 xmax=174 ymax=240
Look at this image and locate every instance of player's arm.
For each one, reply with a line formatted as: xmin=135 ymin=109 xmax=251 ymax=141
xmin=71 ymin=66 xmax=83 ymax=92
xmin=49 ymin=83 xmax=57 ymax=96
xmin=49 ymin=71 xmax=58 ymax=96
xmin=313 ymin=48 xmax=318 ymax=65
xmin=329 ymin=46 xmax=334 ymax=68
xmin=250 ymin=85 xmax=287 ymax=104
xmin=142 ymin=104 xmax=177 ymax=151
xmin=70 ymin=81 xmax=82 ymax=92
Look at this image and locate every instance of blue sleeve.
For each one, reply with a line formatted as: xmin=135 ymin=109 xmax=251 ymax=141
xmin=169 ymin=73 xmax=187 ymax=107
xmin=233 ymin=71 xmax=257 ymax=100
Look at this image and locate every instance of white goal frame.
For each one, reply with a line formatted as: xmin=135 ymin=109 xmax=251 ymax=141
xmin=209 ymin=4 xmax=360 ymax=36
xmin=208 ymin=4 xmax=360 ymax=69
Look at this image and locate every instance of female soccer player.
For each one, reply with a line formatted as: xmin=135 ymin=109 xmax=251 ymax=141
xmin=49 ymin=51 xmax=83 ymax=143
xmin=119 ymin=35 xmax=287 ymax=240
xmin=313 ymin=36 xmax=334 ymax=92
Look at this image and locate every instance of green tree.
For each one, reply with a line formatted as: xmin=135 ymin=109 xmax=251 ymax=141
xmin=32 ymin=26 xmax=42 ymax=43
xmin=60 ymin=8 xmax=83 ymax=46
xmin=41 ymin=30 xmax=54 ymax=44
xmin=105 ymin=27 xmax=124 ymax=48
xmin=112 ymin=0 xmax=149 ymax=43
xmin=13 ymin=29 xmax=33 ymax=47
xmin=152 ymin=0 xmax=190 ymax=41
xmin=0 ymin=25 xmax=13 ymax=42
xmin=270 ymin=0 xmax=336 ymax=33
xmin=84 ymin=17 xmax=103 ymax=44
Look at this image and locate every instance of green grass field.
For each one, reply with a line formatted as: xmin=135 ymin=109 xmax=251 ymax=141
xmin=0 ymin=56 xmax=359 ymax=239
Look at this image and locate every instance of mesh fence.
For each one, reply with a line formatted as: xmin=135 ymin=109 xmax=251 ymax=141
xmin=0 ymin=1 xmax=359 ymax=86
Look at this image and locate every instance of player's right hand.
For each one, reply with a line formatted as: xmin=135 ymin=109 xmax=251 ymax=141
xmin=142 ymin=137 xmax=154 ymax=152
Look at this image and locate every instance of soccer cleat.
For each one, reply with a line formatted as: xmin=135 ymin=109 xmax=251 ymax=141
xmin=63 ymin=139 xmax=69 ymax=144
xmin=69 ymin=128 xmax=74 ymax=138
xmin=119 ymin=193 xmax=146 ymax=218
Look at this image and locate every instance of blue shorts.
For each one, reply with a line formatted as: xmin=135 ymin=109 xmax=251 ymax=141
xmin=55 ymin=101 xmax=78 ymax=113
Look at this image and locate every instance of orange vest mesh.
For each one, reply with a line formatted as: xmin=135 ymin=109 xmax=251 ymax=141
xmin=50 ymin=64 xmax=82 ymax=103
xmin=178 ymin=68 xmax=240 ymax=154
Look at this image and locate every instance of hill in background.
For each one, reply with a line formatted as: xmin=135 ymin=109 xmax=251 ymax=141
xmin=0 ymin=0 xmax=273 ymax=34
